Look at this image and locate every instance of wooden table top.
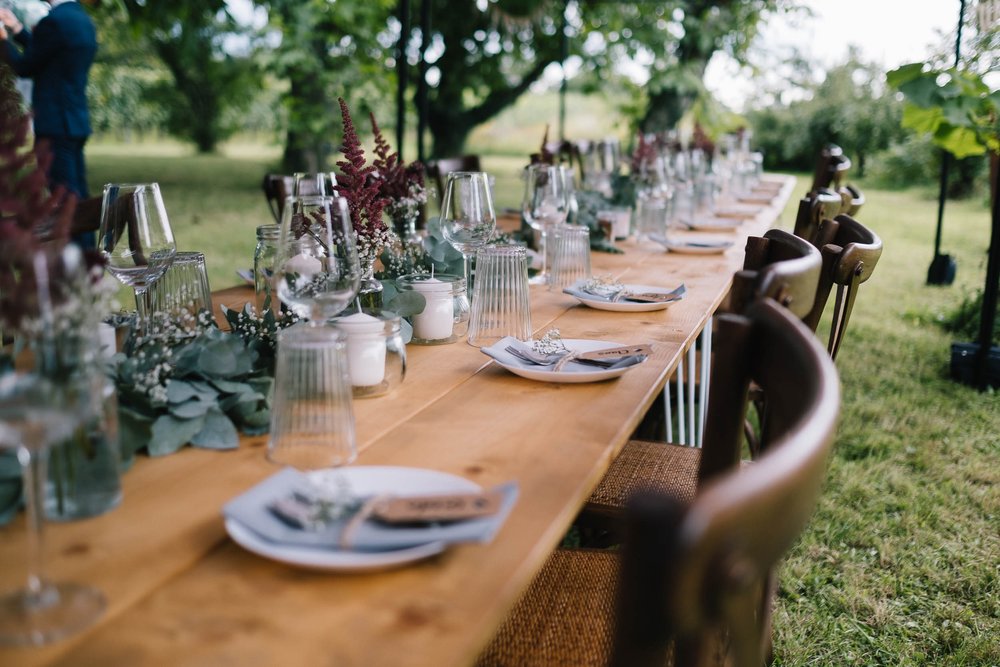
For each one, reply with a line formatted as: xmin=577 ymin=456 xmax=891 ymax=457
xmin=0 ymin=177 xmax=795 ymax=666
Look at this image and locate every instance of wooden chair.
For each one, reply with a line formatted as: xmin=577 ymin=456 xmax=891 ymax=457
xmin=477 ymin=299 xmax=840 ymax=667
xmin=800 ymin=214 xmax=883 ymax=361
xmin=425 ymin=155 xmax=481 ymax=198
xmin=840 ymin=183 xmax=865 ymax=217
xmin=575 ymin=229 xmax=821 ymax=536
xmin=792 ymin=188 xmax=844 ymax=245
xmin=261 ymin=174 xmax=294 ymax=223
xmin=809 ymin=144 xmax=851 ymax=192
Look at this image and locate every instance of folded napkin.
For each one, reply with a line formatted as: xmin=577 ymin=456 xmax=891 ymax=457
xmin=481 ymin=336 xmax=648 ymax=372
xmin=224 ymin=468 xmax=519 ymax=553
xmin=562 ymin=284 xmax=685 ymax=304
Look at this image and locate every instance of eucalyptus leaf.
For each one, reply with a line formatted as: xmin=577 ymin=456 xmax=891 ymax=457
xmin=169 ymin=399 xmax=215 ymax=419
xmin=210 ymin=379 xmax=253 ymax=394
xmin=190 ymin=408 xmax=239 ymax=450
xmin=166 ymin=380 xmax=203 ymax=403
xmin=149 ymin=414 xmax=207 ymax=457
xmin=385 ymin=288 xmax=427 ymax=317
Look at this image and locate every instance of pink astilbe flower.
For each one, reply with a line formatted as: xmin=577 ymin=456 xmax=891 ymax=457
xmin=334 ymin=98 xmax=389 ymax=265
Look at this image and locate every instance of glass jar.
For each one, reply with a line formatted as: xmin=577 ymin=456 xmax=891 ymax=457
xmin=254 ymin=224 xmax=280 ymax=313
xmin=395 ymin=273 xmax=470 ymax=345
xmin=331 ymin=310 xmax=407 ymax=398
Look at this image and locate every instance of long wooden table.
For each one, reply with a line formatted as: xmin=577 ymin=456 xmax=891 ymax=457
xmin=0 ymin=176 xmax=795 ymax=666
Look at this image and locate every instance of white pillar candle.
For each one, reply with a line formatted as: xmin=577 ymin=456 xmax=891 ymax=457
xmin=335 ymin=313 xmax=387 ymax=387
xmin=411 ymin=278 xmax=454 ymax=341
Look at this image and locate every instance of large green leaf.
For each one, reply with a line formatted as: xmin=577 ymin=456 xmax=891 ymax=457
xmin=190 ymin=408 xmax=239 ymax=450
xmin=898 ymin=75 xmax=944 ymax=108
xmin=885 ymin=63 xmax=925 ymax=88
xmin=149 ymin=414 xmax=207 ymax=456
xmin=901 ymin=104 xmax=943 ymax=134
xmin=933 ymin=126 xmax=987 ymax=159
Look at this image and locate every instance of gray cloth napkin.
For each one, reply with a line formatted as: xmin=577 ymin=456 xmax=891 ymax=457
xmin=562 ymin=284 xmax=685 ymax=304
xmin=481 ymin=336 xmax=647 ymax=372
xmin=224 ymin=468 xmax=519 ymax=553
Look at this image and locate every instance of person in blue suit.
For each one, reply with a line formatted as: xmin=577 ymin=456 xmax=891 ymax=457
xmin=0 ymin=0 xmax=97 ymax=247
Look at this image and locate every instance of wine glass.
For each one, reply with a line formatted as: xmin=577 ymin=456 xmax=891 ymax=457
xmin=273 ymin=194 xmax=361 ymax=324
xmin=97 ymin=183 xmax=177 ymax=333
xmin=521 ymin=164 xmax=567 ymax=285
xmin=0 ymin=372 xmax=104 ymax=646
xmin=292 ymin=172 xmax=338 ymax=197
xmin=440 ymin=171 xmax=497 ymax=297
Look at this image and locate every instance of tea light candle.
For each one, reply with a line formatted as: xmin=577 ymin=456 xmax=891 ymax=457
xmin=411 ymin=278 xmax=454 ymax=341
xmin=284 ymin=253 xmax=322 ymax=283
xmin=336 ymin=312 xmax=386 ymax=387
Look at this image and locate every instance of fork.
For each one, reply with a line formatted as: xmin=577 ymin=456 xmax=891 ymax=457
xmin=503 ymin=346 xmax=615 ymax=371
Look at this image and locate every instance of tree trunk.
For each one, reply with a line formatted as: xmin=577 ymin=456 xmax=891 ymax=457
xmin=280 ymin=74 xmax=332 ymax=173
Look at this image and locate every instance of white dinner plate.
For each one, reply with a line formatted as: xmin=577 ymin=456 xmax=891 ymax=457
xmin=482 ymin=337 xmax=646 ymax=383
xmin=712 ymin=204 xmax=762 ymax=219
xmin=564 ymin=282 xmax=684 ymax=313
xmin=683 ymin=217 xmax=743 ymax=232
xmin=225 ymin=466 xmax=481 ymax=572
xmin=657 ymin=238 xmax=734 ymax=255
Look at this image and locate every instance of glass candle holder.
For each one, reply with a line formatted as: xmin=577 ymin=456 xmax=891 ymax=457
xmin=395 ymin=273 xmax=470 ymax=345
xmin=331 ymin=310 xmax=406 ymax=398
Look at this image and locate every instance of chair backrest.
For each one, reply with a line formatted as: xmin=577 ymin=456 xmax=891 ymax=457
xmin=801 ymin=214 xmax=883 ymax=360
xmin=262 ymin=174 xmax=294 ymax=223
xmin=810 ymin=144 xmax=852 ymax=192
xmin=729 ymin=229 xmax=822 ymax=321
xmin=611 ymin=299 xmax=840 ymax=667
xmin=793 ymin=187 xmax=844 ymax=244
xmin=841 ymin=183 xmax=865 ymax=216
xmin=425 ymin=155 xmax=482 ymax=197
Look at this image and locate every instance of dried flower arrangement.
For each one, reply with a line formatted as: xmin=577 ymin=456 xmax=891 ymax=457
xmin=334 ymin=97 xmax=391 ymax=270
xmin=370 ymin=112 xmax=426 ymax=235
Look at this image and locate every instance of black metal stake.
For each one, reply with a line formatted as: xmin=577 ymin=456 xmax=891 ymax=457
xmin=973 ymin=159 xmax=1000 ymax=389
xmin=416 ymin=0 xmax=431 ymax=162
xmin=395 ymin=0 xmax=411 ymax=162
xmin=926 ymin=0 xmax=965 ymax=286
xmin=558 ymin=0 xmax=568 ymax=142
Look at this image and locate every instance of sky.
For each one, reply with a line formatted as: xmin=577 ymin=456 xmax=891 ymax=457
xmin=706 ymin=0 xmax=963 ymax=110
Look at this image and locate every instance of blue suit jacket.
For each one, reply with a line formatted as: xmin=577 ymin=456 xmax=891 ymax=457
xmin=4 ymin=2 xmax=97 ymax=138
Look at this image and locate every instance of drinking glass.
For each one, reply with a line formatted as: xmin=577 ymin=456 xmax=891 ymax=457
xmin=521 ymin=164 xmax=567 ymax=285
xmin=97 ymin=183 xmax=177 ymax=332
xmin=440 ymin=171 xmax=497 ymax=298
xmin=267 ymin=325 xmax=356 ymax=470
xmin=149 ymin=251 xmax=212 ymax=323
xmin=0 ymin=373 xmax=104 ymax=646
xmin=273 ymin=195 xmax=361 ymax=325
xmin=467 ymin=245 xmax=532 ymax=348
xmin=548 ymin=225 xmax=591 ymax=290
xmin=292 ymin=172 xmax=338 ymax=197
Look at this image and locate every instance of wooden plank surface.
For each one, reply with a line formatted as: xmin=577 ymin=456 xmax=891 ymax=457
xmin=0 ymin=176 xmax=795 ymax=666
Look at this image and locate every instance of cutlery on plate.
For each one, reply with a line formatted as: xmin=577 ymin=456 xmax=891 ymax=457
xmin=504 ymin=344 xmax=651 ymax=372
xmin=580 ymin=283 xmax=686 ymax=303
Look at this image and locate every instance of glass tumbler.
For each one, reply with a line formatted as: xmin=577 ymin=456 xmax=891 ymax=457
xmin=548 ymin=225 xmax=591 ymax=290
xmin=267 ymin=325 xmax=357 ymax=470
xmin=254 ymin=224 xmax=280 ymax=313
xmin=467 ymin=245 xmax=532 ymax=348
xmin=149 ymin=251 xmax=212 ymax=323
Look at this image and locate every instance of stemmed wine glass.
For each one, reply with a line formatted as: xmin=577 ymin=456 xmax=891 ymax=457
xmin=292 ymin=172 xmax=338 ymax=197
xmin=273 ymin=194 xmax=361 ymax=324
xmin=97 ymin=183 xmax=176 ymax=333
xmin=440 ymin=171 xmax=496 ymax=297
xmin=522 ymin=164 xmax=567 ymax=285
xmin=0 ymin=372 xmax=103 ymax=646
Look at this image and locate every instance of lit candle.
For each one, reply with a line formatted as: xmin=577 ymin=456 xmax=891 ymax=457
xmin=411 ymin=278 xmax=454 ymax=341
xmin=335 ymin=312 xmax=386 ymax=387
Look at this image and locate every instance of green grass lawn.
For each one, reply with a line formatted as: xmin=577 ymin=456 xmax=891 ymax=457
xmin=85 ymin=142 xmax=999 ymax=664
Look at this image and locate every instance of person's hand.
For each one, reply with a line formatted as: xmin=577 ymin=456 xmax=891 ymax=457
xmin=0 ymin=9 xmax=23 ymax=36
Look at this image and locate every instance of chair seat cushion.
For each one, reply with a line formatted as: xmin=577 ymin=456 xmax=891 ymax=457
xmin=585 ymin=439 xmax=701 ymax=516
xmin=476 ymin=549 xmax=621 ymax=667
